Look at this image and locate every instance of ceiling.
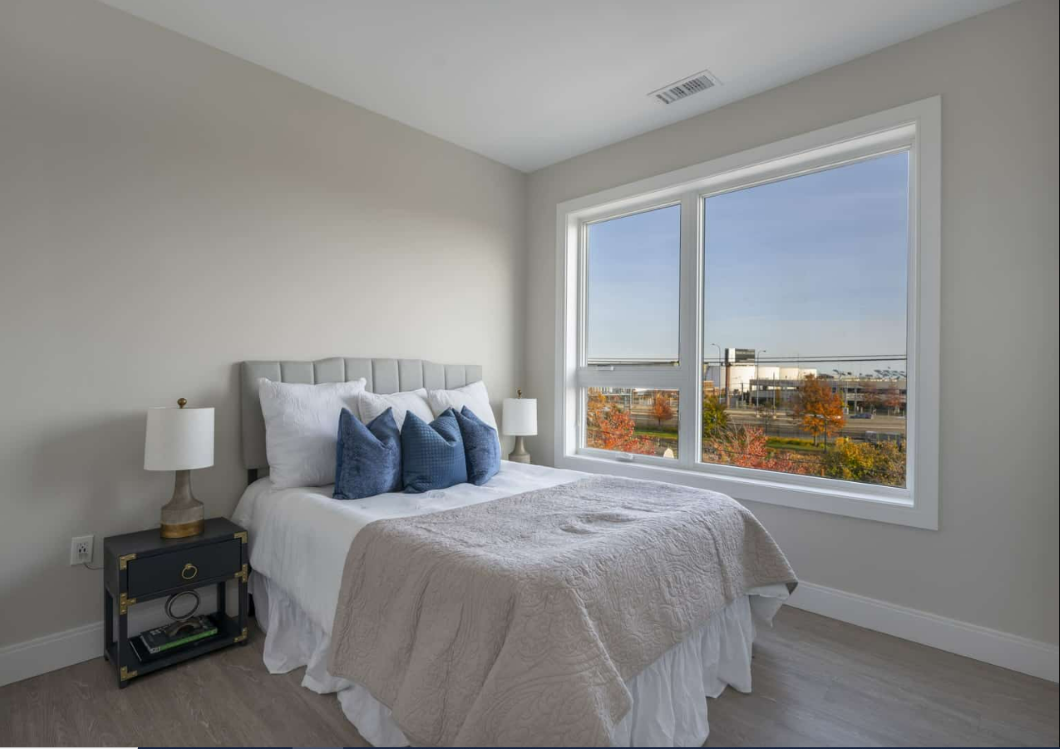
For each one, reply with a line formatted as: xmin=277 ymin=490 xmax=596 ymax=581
xmin=100 ymin=0 xmax=1014 ymax=173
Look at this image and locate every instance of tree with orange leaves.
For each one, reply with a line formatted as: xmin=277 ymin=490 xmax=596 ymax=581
xmin=650 ymin=391 xmax=674 ymax=428
xmin=883 ymin=386 xmax=904 ymax=415
xmin=705 ymin=425 xmax=807 ymax=474
xmin=860 ymin=381 xmax=881 ymax=414
xmin=586 ymin=390 xmax=654 ymax=455
xmin=792 ymin=375 xmax=846 ymax=445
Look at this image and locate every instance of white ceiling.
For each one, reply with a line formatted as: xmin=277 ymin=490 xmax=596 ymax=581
xmin=101 ymin=0 xmax=1014 ymax=172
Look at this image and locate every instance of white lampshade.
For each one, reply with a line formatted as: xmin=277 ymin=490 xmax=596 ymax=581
xmin=502 ymin=398 xmax=537 ymax=437
xmin=144 ymin=406 xmax=215 ymax=471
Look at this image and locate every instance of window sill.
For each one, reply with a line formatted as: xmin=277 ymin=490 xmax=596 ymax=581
xmin=556 ymin=451 xmax=938 ymax=530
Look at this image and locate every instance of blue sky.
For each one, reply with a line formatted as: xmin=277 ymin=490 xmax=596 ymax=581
xmin=586 ymin=151 xmax=909 ymax=374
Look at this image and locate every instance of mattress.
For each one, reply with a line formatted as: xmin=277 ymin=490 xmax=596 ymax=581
xmin=231 ymin=461 xmax=587 ymax=634
xmin=231 ymin=461 xmax=789 ymax=746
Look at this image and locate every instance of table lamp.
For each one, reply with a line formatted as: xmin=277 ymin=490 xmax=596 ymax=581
xmin=145 ymin=398 xmax=214 ymax=539
xmin=502 ymin=390 xmax=537 ymax=464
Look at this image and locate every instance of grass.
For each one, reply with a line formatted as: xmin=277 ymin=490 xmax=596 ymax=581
xmin=633 ymin=428 xmax=679 ymax=441
xmin=766 ymin=437 xmax=826 ymax=453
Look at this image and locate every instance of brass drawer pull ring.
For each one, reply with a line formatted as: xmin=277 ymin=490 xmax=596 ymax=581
xmin=181 ymin=562 xmax=198 ymax=580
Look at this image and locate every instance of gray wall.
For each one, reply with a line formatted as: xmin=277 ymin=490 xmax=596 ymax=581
xmin=524 ymin=0 xmax=1058 ymax=644
xmin=0 ymin=0 xmax=526 ymax=648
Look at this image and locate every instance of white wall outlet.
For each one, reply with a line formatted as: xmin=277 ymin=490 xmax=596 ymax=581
xmin=70 ymin=534 xmax=94 ymax=566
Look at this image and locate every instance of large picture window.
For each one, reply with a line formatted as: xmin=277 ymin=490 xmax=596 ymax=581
xmin=557 ymin=99 xmax=940 ymax=529
xmin=701 ymin=152 xmax=908 ymax=488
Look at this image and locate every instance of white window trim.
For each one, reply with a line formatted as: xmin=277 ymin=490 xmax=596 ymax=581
xmin=555 ymin=97 xmax=940 ymax=530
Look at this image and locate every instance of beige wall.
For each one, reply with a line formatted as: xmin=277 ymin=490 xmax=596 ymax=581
xmin=2 ymin=0 xmax=1056 ymax=656
xmin=0 ymin=0 xmax=525 ymax=648
xmin=525 ymin=0 xmax=1058 ymax=644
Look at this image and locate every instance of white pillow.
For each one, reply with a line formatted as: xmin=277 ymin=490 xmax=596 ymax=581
xmin=357 ymin=388 xmax=434 ymax=431
xmin=258 ymin=378 xmax=366 ymax=489
xmin=426 ymin=380 xmax=500 ymax=449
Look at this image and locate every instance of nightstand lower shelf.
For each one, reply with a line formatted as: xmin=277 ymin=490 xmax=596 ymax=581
xmin=105 ymin=613 xmax=247 ymax=684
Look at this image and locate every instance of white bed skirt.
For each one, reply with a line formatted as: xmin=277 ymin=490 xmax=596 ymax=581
xmin=251 ymin=572 xmax=788 ymax=747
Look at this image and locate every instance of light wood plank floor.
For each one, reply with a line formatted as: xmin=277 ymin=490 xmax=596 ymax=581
xmin=2 ymin=607 xmax=1056 ymax=747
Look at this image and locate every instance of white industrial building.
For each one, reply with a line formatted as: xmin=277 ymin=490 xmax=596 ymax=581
xmin=704 ymin=363 xmax=819 ymax=396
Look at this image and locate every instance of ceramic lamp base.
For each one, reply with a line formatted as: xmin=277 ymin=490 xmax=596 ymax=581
xmin=508 ymin=435 xmax=531 ymax=464
xmin=160 ymin=469 xmax=205 ymax=539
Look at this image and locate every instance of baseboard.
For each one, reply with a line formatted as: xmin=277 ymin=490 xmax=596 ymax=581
xmin=788 ymin=582 xmax=1059 ymax=684
xmin=0 ymin=620 xmax=103 ymax=688
xmin=3 ymin=583 xmax=1057 ymax=688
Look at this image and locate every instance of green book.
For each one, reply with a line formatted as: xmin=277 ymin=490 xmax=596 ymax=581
xmin=139 ymin=615 xmax=218 ymax=655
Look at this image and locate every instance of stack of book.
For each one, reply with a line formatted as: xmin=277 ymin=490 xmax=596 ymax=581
xmin=130 ymin=615 xmax=219 ymax=662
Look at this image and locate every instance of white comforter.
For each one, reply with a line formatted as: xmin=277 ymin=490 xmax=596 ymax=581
xmin=231 ymin=461 xmax=587 ymax=633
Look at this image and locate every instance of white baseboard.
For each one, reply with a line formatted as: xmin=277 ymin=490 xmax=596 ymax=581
xmin=0 ymin=620 xmax=103 ymax=688
xmin=3 ymin=583 xmax=1057 ymax=688
xmin=788 ymin=582 xmax=1059 ymax=684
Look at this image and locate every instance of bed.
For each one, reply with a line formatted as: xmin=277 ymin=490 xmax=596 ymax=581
xmin=232 ymin=357 xmax=796 ymax=747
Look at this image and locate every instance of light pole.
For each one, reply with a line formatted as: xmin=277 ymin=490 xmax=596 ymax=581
xmin=755 ymin=349 xmax=767 ymax=415
xmin=710 ymin=342 xmax=727 ymax=407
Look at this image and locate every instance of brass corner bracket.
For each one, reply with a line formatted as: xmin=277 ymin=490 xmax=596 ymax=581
xmin=118 ymin=553 xmax=136 ymax=570
xmin=120 ymin=666 xmax=138 ymax=681
xmin=119 ymin=592 xmax=136 ymax=615
xmin=234 ymin=627 xmax=248 ymax=643
xmin=235 ymin=563 xmax=248 ymax=584
xmin=234 ymin=531 xmax=248 ymax=544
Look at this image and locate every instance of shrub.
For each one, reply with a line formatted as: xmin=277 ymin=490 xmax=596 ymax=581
xmin=701 ymin=392 xmax=729 ymax=440
xmin=820 ymin=438 xmax=905 ymax=487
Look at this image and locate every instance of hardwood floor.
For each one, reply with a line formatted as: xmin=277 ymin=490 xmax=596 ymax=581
xmin=2 ymin=607 xmax=1056 ymax=747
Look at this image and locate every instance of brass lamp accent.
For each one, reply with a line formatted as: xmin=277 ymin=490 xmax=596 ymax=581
xmin=145 ymin=398 xmax=215 ymax=539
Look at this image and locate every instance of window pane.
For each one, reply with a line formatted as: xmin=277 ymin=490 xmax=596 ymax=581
xmin=586 ymin=205 xmax=680 ymax=365
xmin=585 ymin=387 xmax=679 ymax=459
xmin=701 ymin=152 xmax=908 ymax=487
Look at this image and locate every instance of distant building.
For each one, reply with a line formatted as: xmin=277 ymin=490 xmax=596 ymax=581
xmin=703 ymin=363 xmax=818 ymax=398
xmin=749 ymin=374 xmax=907 ymax=414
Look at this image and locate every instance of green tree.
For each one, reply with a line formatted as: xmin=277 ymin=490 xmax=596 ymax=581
xmin=701 ymin=391 xmax=729 ymax=439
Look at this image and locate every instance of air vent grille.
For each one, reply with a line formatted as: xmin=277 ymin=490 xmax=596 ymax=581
xmin=650 ymin=70 xmax=719 ymax=105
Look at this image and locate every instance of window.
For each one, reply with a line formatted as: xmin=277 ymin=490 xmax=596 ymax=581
xmin=586 ymin=205 xmax=681 ymax=365
xmin=557 ymin=98 xmax=940 ymax=529
xmin=585 ymin=387 xmax=680 ymax=459
xmin=701 ymin=153 xmax=908 ymax=488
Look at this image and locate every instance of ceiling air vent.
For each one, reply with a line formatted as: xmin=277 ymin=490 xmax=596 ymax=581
xmin=649 ymin=69 xmax=719 ymax=105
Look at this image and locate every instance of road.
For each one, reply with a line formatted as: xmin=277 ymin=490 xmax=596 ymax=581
xmin=628 ymin=404 xmax=906 ymax=442
xmin=726 ymin=408 xmax=906 ymax=441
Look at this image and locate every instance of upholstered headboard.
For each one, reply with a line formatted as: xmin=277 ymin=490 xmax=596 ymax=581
xmin=240 ymin=358 xmax=483 ymax=473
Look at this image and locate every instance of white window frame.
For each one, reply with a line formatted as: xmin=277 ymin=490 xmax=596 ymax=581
xmin=555 ymin=97 xmax=940 ymax=530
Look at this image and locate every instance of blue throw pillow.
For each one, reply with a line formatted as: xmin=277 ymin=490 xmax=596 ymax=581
xmin=454 ymin=406 xmax=500 ymax=486
xmin=401 ymin=409 xmax=468 ymax=493
xmin=333 ymin=407 xmax=402 ymax=500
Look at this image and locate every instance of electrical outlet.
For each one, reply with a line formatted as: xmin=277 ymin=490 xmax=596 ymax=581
xmin=70 ymin=535 xmax=94 ymax=566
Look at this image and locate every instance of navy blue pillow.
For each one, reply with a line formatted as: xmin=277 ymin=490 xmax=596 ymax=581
xmin=333 ymin=407 xmax=402 ymax=500
xmin=401 ymin=409 xmax=467 ymax=493
xmin=454 ymin=406 xmax=500 ymax=486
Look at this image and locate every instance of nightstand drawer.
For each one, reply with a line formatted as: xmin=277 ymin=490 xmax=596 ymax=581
xmin=127 ymin=539 xmax=242 ymax=597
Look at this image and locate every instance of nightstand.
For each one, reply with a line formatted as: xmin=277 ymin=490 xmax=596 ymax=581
xmin=103 ymin=517 xmax=249 ymax=688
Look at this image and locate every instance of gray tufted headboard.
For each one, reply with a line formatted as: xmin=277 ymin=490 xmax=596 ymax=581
xmin=241 ymin=357 xmax=483 ymax=475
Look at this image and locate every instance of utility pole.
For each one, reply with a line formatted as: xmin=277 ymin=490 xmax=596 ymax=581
xmin=712 ymin=343 xmax=730 ymax=408
xmin=755 ymin=349 xmax=767 ymax=415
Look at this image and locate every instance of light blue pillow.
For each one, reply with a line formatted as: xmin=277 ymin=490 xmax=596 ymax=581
xmin=333 ymin=407 xmax=402 ymax=500
xmin=454 ymin=406 xmax=500 ymax=486
xmin=401 ymin=409 xmax=467 ymax=493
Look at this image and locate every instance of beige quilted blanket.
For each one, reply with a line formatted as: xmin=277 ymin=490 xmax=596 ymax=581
xmin=327 ymin=475 xmax=796 ymax=746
